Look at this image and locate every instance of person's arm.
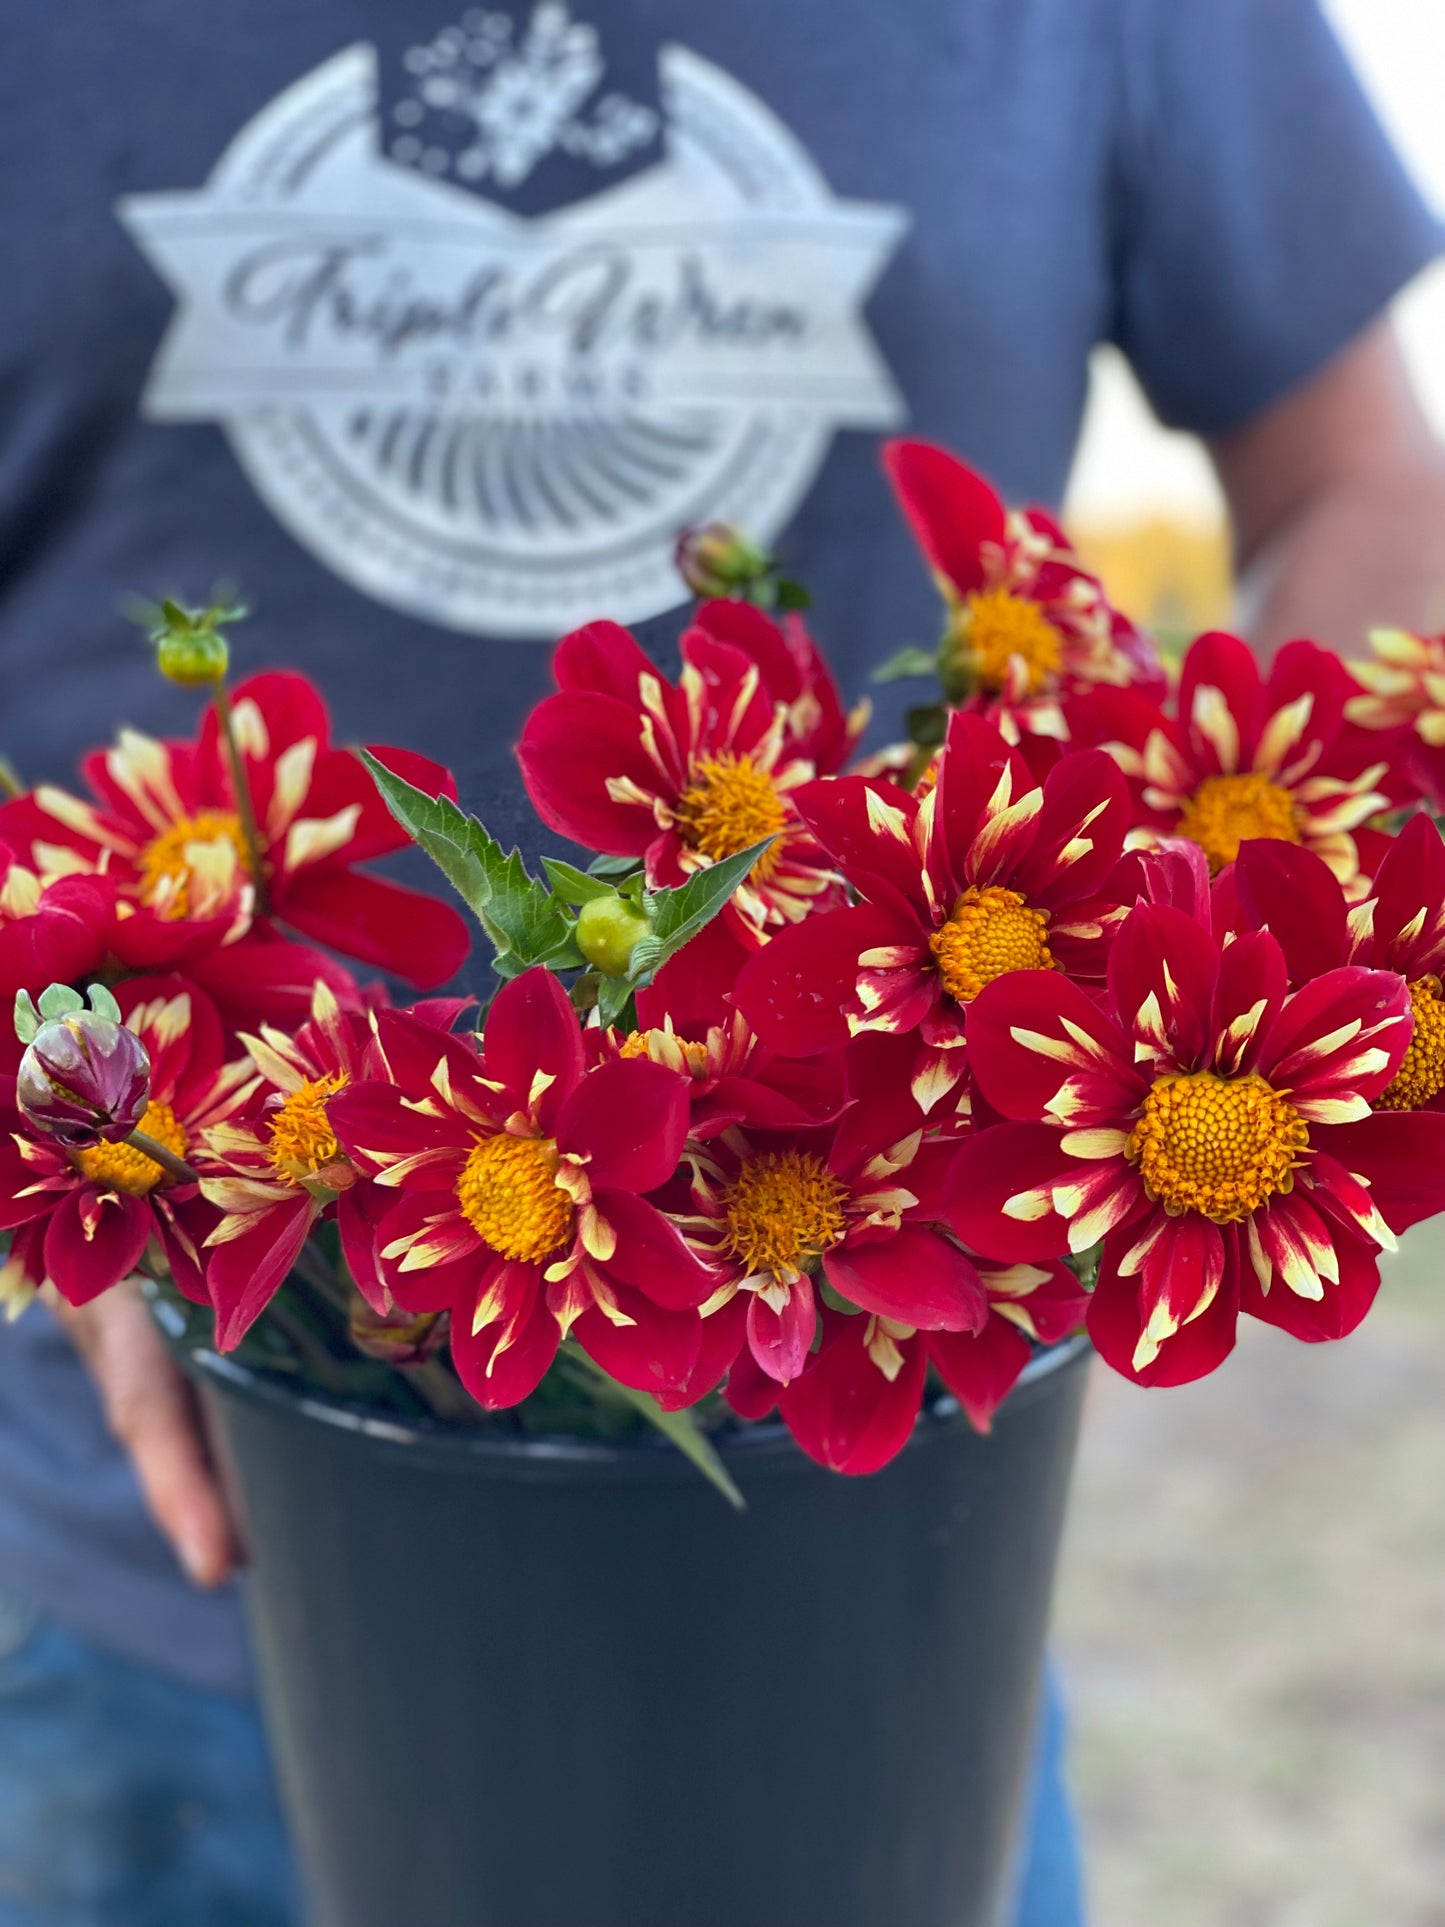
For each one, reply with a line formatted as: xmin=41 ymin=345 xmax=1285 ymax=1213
xmin=1209 ymin=316 xmax=1445 ymax=656
xmin=49 ymin=1281 xmax=239 ymax=1587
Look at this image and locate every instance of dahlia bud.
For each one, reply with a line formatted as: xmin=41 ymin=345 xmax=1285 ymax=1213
xmin=148 ymin=596 xmax=247 ymax=687
xmin=348 ymin=1305 xmax=448 ymax=1366
xmin=674 ymin=523 xmax=773 ymax=602
xmin=14 ymin=985 xmax=150 ymax=1148
xmin=576 ymin=896 xmax=653 ymax=977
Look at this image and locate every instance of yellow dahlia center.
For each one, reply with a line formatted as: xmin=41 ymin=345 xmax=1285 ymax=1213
xmin=77 ymin=1100 xmax=187 ymax=1197
xmin=268 ymin=1072 xmax=350 ymax=1184
xmin=930 ymin=885 xmax=1055 ymax=1004
xmin=619 ymin=1029 xmax=710 ymax=1073
xmin=1127 ymin=1070 xmax=1309 ymax=1223
xmin=1175 ymin=773 xmax=1300 ymax=875
xmin=1376 ymin=975 xmax=1445 ymax=1111
xmin=675 ymin=755 xmax=787 ymax=878
xmin=138 ymin=811 xmax=251 ymax=920
xmin=952 ymin=588 xmax=1063 ymax=696
xmin=723 ymin=1149 xmax=848 ymax=1277
xmin=456 ymin=1133 xmax=574 ymax=1263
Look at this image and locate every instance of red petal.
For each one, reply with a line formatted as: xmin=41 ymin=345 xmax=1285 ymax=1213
xmin=336 ymin=1180 xmax=392 ymax=1315
xmin=824 ymin=1226 xmax=987 ymax=1332
xmin=655 ymin=1294 xmax=749 ymax=1411
xmin=517 ymin=691 xmax=667 ymax=855
xmin=571 ymin=1285 xmax=702 ymax=1396
xmin=314 ymin=745 xmax=458 ymax=862
xmin=1232 ymin=841 xmax=1349 ymax=986
xmin=881 ymin=439 xmax=1006 ymax=598
xmin=595 ymin=1192 xmax=719 ymax=1309
xmin=482 ymin=968 xmax=584 ymax=1121
xmin=186 ymin=935 xmax=360 ymax=1033
xmin=1087 ymin=1220 xmax=1239 ymax=1387
xmin=42 ymin=1189 xmax=153 ymax=1308
xmin=552 ymin=620 xmax=661 ymax=702
xmin=556 ymin=1057 xmax=689 ymax=1192
xmin=1240 ymin=1210 xmax=1380 ymax=1343
xmin=279 ymin=870 xmax=469 ymax=990
xmin=1177 ymin=633 xmax=1262 ymax=774
xmin=1262 ymin=966 xmax=1410 ymax=1105
xmin=965 ymin=967 xmax=1139 ymax=1124
xmin=733 ymin=903 xmax=918 ymax=1056
xmin=1209 ymin=928 xmax=1288 ymax=1076
xmin=451 ymin=1264 xmax=558 ymax=1409
xmin=1316 ymin=1110 xmax=1445 ymax=1233
xmin=746 ymin=1279 xmax=817 ymax=1384
xmin=1106 ymin=903 xmax=1219 ymax=1072
xmin=1013 ymin=749 xmax=1130 ymax=908
xmin=207 ymin=1198 xmax=316 ymax=1349
xmin=928 ymin=1315 xmax=1032 ymax=1432
xmin=777 ymin=1311 xmax=927 ymax=1474
xmin=945 ymin=1123 xmax=1089 ymax=1261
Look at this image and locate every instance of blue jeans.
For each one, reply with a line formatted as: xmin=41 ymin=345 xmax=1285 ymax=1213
xmin=0 ymin=1612 xmax=1080 ymax=1926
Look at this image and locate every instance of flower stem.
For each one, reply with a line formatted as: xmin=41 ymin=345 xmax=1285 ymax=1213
xmin=211 ymin=679 xmax=270 ymax=914
xmin=126 ymin=1131 xmax=199 ymax=1186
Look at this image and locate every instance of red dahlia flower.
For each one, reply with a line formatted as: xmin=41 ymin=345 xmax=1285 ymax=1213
xmin=883 ymin=438 xmax=1163 ymax=740
xmin=735 ymin=712 xmax=1131 ymax=1111
xmin=675 ymin=1108 xmax=986 ymax=1387
xmin=1072 ymin=633 xmax=1393 ymax=889
xmin=0 ymin=978 xmax=256 ymax=1313
xmin=727 ymin=1256 xmax=1087 ymax=1473
xmin=517 ymin=619 xmax=845 ymax=945
xmin=329 ymin=970 xmax=719 ymax=1408
xmin=1230 ymin=817 xmax=1445 ymax=1115
xmin=199 ymin=978 xmax=392 ymax=1348
xmin=0 ymin=853 xmax=113 ymax=1003
xmin=1344 ymin=627 xmax=1445 ymax=810
xmin=948 ymin=902 xmax=1445 ymax=1386
xmin=0 ymin=673 xmax=469 ymax=987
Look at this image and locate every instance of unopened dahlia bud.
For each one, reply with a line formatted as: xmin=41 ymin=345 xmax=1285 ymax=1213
xmin=576 ymin=896 xmax=653 ymax=977
xmin=156 ymin=627 xmax=229 ymax=687
xmin=15 ymin=986 xmax=150 ymax=1148
xmin=675 ymin=523 xmax=773 ymax=601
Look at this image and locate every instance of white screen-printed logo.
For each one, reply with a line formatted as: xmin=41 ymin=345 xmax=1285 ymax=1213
xmin=118 ymin=10 xmax=910 ymax=639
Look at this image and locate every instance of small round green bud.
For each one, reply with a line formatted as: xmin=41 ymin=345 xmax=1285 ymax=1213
xmin=576 ymin=896 xmax=652 ymax=977
xmin=156 ymin=628 xmax=229 ymax=687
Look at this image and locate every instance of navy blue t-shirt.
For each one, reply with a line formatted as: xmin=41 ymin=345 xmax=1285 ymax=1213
xmin=0 ymin=0 xmax=1437 ymax=1693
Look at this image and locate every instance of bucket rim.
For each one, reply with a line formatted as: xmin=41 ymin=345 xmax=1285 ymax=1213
xmin=180 ymin=1327 xmax=1093 ymax=1482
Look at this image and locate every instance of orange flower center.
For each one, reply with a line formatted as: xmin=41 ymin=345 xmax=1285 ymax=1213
xmin=675 ymin=754 xmax=787 ymax=878
xmin=951 ymin=588 xmax=1063 ymax=696
xmin=138 ymin=811 xmax=252 ymax=921
xmin=930 ymin=885 xmax=1055 ymax=1004
xmin=1376 ymin=976 xmax=1445 ymax=1112
xmin=723 ymin=1149 xmax=847 ymax=1277
xmin=1127 ymin=1070 xmax=1308 ymax=1223
xmin=77 ymin=1101 xmax=187 ymax=1197
xmin=268 ymin=1073 xmax=349 ymax=1184
xmin=456 ymin=1133 xmax=573 ymax=1263
xmin=1175 ymin=773 xmax=1300 ymax=875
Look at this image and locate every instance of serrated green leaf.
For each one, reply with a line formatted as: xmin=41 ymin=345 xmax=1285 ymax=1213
xmin=86 ymin=985 xmax=122 ymax=1023
xmin=627 ymin=838 xmax=774 ymax=979
xmin=586 ymin=853 xmax=644 ymax=880
xmin=358 ymin=751 xmax=571 ymax=975
xmin=872 ymin=646 xmax=939 ymax=684
xmin=13 ymin=992 xmax=38 ymax=1044
xmin=37 ymin=985 xmax=84 ymax=1021
xmin=541 ymin=858 xmax=617 ymax=905
xmin=594 ymin=975 xmax=637 ymax=1030
xmin=560 ymin=1342 xmax=744 ymax=1510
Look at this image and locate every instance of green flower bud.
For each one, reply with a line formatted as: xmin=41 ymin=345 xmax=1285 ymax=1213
xmin=576 ymin=896 xmax=652 ymax=977
xmin=155 ymin=627 xmax=229 ymax=687
xmin=675 ymin=523 xmax=774 ymax=602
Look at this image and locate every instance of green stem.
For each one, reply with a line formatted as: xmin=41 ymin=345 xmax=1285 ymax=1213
xmin=402 ymin=1358 xmax=489 ymax=1424
xmin=211 ymin=679 xmax=270 ymax=914
xmin=126 ymin=1131 xmax=199 ymax=1186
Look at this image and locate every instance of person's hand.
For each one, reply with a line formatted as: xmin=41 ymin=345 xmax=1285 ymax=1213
xmin=46 ymin=1280 xmax=240 ymax=1588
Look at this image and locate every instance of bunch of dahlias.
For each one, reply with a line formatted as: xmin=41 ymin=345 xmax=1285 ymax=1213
xmin=8 ymin=444 xmax=1445 ymax=1491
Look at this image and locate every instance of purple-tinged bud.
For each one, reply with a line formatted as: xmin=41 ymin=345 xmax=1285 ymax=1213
xmin=17 ymin=1000 xmax=151 ymax=1149
xmin=674 ymin=523 xmax=773 ymax=602
xmin=348 ymin=1305 xmax=448 ymax=1367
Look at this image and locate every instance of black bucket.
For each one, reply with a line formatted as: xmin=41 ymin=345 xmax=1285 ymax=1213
xmin=191 ymin=1336 xmax=1090 ymax=1927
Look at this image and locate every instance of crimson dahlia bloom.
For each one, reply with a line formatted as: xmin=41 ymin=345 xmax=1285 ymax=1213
xmin=1071 ymin=633 xmax=1394 ymax=889
xmin=517 ymin=618 xmax=846 ymax=945
xmin=884 ymin=438 xmax=1163 ymax=740
xmin=948 ymin=902 xmax=1445 ymax=1386
xmin=676 ymin=1107 xmax=986 ymax=1387
xmin=199 ymin=978 xmax=397 ymax=1348
xmin=0 ymin=978 xmax=257 ymax=1313
xmin=330 ymin=970 xmax=719 ymax=1408
xmin=728 ymin=1257 xmax=1088 ymax=1473
xmin=1345 ymin=627 xmax=1445 ymax=807
xmin=735 ymin=712 xmax=1131 ymax=1111
xmin=0 ymin=672 xmax=469 ymax=987
xmin=0 ymin=853 xmax=113 ymax=1003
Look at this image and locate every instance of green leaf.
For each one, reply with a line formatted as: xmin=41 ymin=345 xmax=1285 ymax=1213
xmin=358 ymin=751 xmax=572 ymax=975
xmin=86 ymin=985 xmax=122 ymax=1023
xmin=872 ymin=646 xmax=939 ymax=684
xmin=774 ymin=576 xmax=812 ymax=611
xmin=586 ymin=853 xmax=645 ymax=880
xmin=627 ymin=838 xmax=774 ymax=979
xmin=541 ymin=858 xmax=618 ymax=906
xmin=561 ymin=1343 xmax=745 ymax=1510
xmin=37 ymin=985 xmax=84 ymax=1021
xmin=12 ymin=992 xmax=38 ymax=1044
xmin=594 ymin=975 xmax=637 ymax=1030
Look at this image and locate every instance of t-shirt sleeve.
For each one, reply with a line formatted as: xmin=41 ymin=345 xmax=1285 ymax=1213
xmin=1111 ymin=0 xmax=1443 ymax=436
